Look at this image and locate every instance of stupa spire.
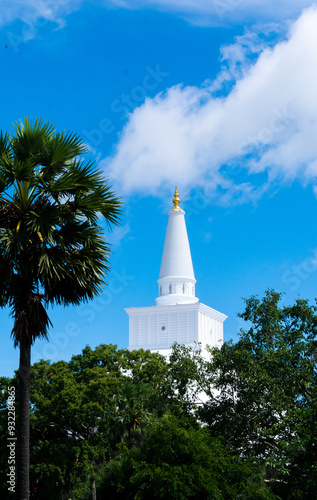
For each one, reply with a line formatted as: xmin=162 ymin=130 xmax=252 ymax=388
xmin=172 ymin=186 xmax=181 ymax=210
xmin=155 ymin=189 xmax=198 ymax=306
xmin=125 ymin=188 xmax=227 ymax=356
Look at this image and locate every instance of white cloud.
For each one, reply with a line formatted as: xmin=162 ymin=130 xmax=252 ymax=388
xmin=0 ymin=0 xmax=82 ymax=28
xmin=107 ymin=0 xmax=315 ymax=25
xmin=104 ymin=6 xmax=317 ymax=203
xmin=106 ymin=222 xmax=131 ymax=246
xmin=0 ymin=0 xmax=315 ymax=30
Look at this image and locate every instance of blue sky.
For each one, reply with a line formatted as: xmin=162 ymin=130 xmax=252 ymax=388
xmin=1 ymin=0 xmax=317 ymax=377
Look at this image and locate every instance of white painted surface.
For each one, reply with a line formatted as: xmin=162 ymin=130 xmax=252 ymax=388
xmin=126 ymin=303 xmax=226 ymax=352
xmin=156 ymin=208 xmax=198 ymax=306
xmin=125 ymin=194 xmax=227 ymax=354
xmin=159 ymin=208 xmax=195 ymax=280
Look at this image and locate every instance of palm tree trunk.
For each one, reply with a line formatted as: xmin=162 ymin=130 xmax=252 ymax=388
xmin=16 ymin=338 xmax=30 ymax=500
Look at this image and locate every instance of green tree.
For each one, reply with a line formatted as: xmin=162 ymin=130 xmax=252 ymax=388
xmin=28 ymin=345 xmax=168 ymax=498
xmin=1 ymin=338 xmax=287 ymax=499
xmin=100 ymin=414 xmax=276 ymax=500
xmin=199 ymin=290 xmax=317 ymax=498
xmin=0 ymin=119 xmax=121 ymax=499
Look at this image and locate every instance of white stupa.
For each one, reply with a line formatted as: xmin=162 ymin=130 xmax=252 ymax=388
xmin=125 ymin=188 xmax=227 ymax=356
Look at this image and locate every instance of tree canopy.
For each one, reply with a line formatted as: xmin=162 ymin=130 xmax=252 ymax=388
xmin=198 ymin=290 xmax=317 ymax=499
xmin=101 ymin=414 xmax=275 ymax=500
xmin=1 ymin=290 xmax=316 ymax=499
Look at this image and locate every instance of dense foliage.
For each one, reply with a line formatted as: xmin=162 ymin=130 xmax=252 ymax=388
xmin=101 ymin=415 xmax=274 ymax=500
xmin=1 ymin=290 xmax=316 ymax=499
xmin=198 ymin=291 xmax=317 ymax=498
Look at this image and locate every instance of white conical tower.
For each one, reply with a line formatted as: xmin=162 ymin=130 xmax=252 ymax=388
xmin=125 ymin=188 xmax=227 ymax=355
xmin=156 ymin=188 xmax=198 ymax=306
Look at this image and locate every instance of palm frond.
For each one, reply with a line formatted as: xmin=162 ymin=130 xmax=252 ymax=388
xmin=24 ymin=203 xmax=60 ymax=245
xmin=56 ymin=130 xmax=87 ymax=157
xmin=0 ymin=117 xmax=122 ymax=347
xmin=40 ymin=240 xmax=110 ymax=306
xmin=38 ymin=131 xmax=87 ymax=180
xmin=0 ymin=129 xmax=10 ymax=152
xmin=11 ymin=118 xmax=55 ymax=163
xmin=0 ymin=130 xmax=12 ymax=169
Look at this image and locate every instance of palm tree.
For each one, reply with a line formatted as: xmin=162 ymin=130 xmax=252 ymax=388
xmin=0 ymin=118 xmax=121 ymax=500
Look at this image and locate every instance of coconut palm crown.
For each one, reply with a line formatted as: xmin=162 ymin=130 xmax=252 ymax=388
xmin=0 ymin=118 xmax=121 ymax=346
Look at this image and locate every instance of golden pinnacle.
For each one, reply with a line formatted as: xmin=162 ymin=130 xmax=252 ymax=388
xmin=172 ymin=187 xmax=180 ymax=210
